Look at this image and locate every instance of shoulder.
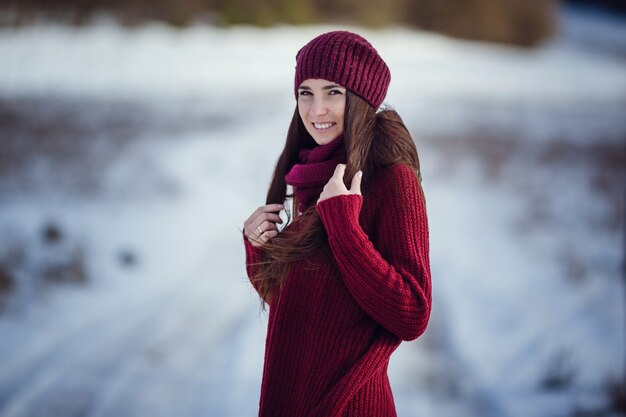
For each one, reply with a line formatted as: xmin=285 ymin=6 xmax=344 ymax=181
xmin=359 ymin=164 xmax=427 ymax=241
xmin=369 ymin=163 xmax=420 ymax=195
xmin=362 ymin=163 xmax=422 ymax=216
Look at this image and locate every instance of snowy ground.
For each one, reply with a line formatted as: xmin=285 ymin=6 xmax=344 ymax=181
xmin=0 ymin=6 xmax=625 ymax=417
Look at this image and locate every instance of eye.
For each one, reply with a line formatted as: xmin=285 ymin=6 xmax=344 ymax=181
xmin=329 ymin=89 xmax=344 ymax=95
xmin=298 ymin=90 xmax=312 ymax=96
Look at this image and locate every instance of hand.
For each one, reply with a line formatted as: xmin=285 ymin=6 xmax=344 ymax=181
xmin=317 ymin=164 xmax=362 ymax=204
xmin=243 ymin=203 xmax=284 ymax=247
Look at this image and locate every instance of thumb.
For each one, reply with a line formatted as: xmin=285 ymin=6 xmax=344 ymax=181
xmin=333 ymin=163 xmax=346 ymax=180
xmin=350 ymin=170 xmax=363 ymax=195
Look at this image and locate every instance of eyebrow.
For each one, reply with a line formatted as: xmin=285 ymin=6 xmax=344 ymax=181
xmin=298 ymin=84 xmax=345 ymax=90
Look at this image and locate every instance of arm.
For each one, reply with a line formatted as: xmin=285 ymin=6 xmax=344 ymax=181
xmin=316 ymin=164 xmax=431 ymax=341
xmin=242 ymin=230 xmax=266 ymax=297
xmin=241 ymin=203 xmax=284 ymax=304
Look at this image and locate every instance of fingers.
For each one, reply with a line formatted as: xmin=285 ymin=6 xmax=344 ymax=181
xmin=248 ymin=204 xmax=284 ymax=223
xmin=317 ymin=164 xmax=363 ymax=204
xmin=333 ymin=164 xmax=362 ymax=195
xmin=255 ymin=211 xmax=283 ymax=224
xmin=245 ymin=218 xmax=279 ymax=240
xmin=244 ymin=204 xmax=283 ymax=229
xmin=257 ymin=220 xmax=280 ymax=234
xmin=247 ymin=222 xmax=278 ymax=246
xmin=350 ymin=171 xmax=363 ymax=195
xmin=257 ymin=230 xmax=278 ymax=245
xmin=250 ymin=223 xmax=279 ymax=245
xmin=243 ymin=203 xmax=285 ymax=246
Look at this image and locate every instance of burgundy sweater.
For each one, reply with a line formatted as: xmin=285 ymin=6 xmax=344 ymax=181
xmin=243 ymin=163 xmax=432 ymax=417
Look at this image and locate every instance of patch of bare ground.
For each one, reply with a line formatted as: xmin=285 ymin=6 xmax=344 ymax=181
xmin=422 ymin=130 xmax=625 ymax=235
xmin=0 ymin=95 xmax=233 ymax=196
xmin=425 ymin=128 xmax=624 ymax=286
xmin=0 ymin=96 xmax=146 ymax=191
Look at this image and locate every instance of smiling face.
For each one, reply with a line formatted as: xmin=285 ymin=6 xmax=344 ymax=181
xmin=297 ymin=78 xmax=346 ymax=146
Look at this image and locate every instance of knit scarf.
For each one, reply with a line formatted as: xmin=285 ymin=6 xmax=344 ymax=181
xmin=285 ymin=135 xmax=347 ymax=213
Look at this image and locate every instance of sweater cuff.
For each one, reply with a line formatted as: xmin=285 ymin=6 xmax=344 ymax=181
xmin=316 ymin=194 xmax=363 ymax=236
xmin=242 ymin=230 xmax=265 ymax=265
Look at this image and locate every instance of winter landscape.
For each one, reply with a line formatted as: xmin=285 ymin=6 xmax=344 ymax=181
xmin=0 ymin=5 xmax=625 ymax=417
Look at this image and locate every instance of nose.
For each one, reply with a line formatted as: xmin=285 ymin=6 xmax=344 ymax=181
xmin=310 ymin=97 xmax=328 ymax=117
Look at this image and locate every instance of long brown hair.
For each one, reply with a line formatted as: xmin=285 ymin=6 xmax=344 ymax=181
xmin=251 ymin=91 xmax=421 ymax=306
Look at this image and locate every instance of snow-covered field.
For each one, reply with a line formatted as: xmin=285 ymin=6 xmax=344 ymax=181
xmin=0 ymin=7 xmax=625 ymax=417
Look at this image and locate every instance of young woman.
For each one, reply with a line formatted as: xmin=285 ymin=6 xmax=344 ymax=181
xmin=242 ymin=30 xmax=432 ymax=417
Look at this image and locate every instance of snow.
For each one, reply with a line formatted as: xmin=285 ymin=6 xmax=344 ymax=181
xmin=0 ymin=6 xmax=625 ymax=417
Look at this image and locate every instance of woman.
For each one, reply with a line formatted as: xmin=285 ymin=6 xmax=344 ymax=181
xmin=242 ymin=30 xmax=432 ymax=417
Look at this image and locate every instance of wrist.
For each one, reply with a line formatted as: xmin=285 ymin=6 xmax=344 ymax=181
xmin=316 ymin=194 xmax=363 ymax=234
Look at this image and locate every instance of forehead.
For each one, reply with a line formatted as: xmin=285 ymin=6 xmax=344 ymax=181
xmin=298 ymin=78 xmax=346 ymax=89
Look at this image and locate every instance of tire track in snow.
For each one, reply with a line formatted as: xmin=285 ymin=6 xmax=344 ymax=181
xmin=0 ymin=282 xmax=183 ymax=417
xmin=0 ymin=284 xmax=165 ymax=409
xmin=84 ymin=281 xmax=261 ymax=417
xmin=0 ymin=248 xmax=248 ymax=417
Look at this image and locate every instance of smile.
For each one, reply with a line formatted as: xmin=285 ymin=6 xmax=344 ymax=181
xmin=313 ymin=122 xmax=335 ymax=130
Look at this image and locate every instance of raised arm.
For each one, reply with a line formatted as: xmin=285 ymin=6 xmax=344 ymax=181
xmin=316 ymin=164 xmax=431 ymax=341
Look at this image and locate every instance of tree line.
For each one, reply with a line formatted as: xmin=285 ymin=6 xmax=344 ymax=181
xmin=0 ymin=0 xmax=559 ymax=46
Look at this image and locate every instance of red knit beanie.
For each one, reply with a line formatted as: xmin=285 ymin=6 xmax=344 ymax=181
xmin=294 ymin=31 xmax=391 ymax=109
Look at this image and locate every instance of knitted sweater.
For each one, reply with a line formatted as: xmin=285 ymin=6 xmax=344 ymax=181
xmin=243 ymin=163 xmax=432 ymax=417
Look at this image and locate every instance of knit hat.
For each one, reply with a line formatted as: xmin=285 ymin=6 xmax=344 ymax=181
xmin=294 ymin=31 xmax=391 ymax=109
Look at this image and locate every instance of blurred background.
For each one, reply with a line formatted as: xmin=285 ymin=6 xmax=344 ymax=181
xmin=0 ymin=0 xmax=625 ymax=416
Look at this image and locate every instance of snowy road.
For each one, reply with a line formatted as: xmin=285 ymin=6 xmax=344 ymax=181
xmin=0 ymin=236 xmax=263 ymax=417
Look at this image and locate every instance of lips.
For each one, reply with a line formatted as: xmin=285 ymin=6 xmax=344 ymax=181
xmin=313 ymin=122 xmax=335 ymax=130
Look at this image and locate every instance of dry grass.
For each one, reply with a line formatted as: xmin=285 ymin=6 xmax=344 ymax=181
xmin=0 ymin=96 xmax=145 ymax=193
xmin=0 ymin=95 xmax=232 ymax=196
xmin=422 ymin=131 xmax=625 ymax=235
xmin=1 ymin=0 xmax=557 ymax=46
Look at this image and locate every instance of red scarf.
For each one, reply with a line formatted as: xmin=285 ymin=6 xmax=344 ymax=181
xmin=285 ymin=135 xmax=347 ymax=213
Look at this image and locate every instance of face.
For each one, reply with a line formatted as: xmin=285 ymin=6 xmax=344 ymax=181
xmin=297 ymin=78 xmax=346 ymax=145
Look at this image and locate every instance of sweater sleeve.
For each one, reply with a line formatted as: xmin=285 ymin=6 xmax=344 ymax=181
xmin=242 ymin=230 xmax=267 ymax=298
xmin=315 ymin=164 xmax=431 ymax=341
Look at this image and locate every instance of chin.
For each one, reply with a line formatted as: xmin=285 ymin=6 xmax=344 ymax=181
xmin=311 ymin=131 xmax=341 ymax=145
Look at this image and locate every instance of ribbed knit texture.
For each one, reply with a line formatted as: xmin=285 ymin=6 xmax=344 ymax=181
xmin=243 ymin=163 xmax=431 ymax=417
xmin=284 ymin=134 xmax=347 ymax=213
xmin=294 ymin=31 xmax=391 ymax=109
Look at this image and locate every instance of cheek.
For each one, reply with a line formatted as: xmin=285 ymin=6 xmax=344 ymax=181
xmin=298 ymin=102 xmax=309 ymax=122
xmin=335 ymin=99 xmax=346 ymax=118
xmin=335 ymin=104 xmax=345 ymax=129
